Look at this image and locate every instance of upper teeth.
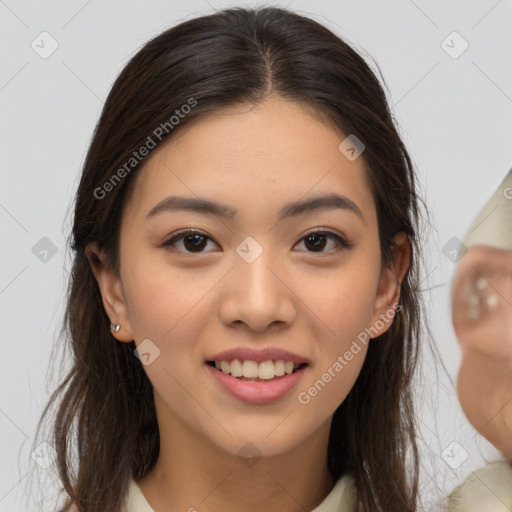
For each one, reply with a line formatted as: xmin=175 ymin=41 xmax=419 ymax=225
xmin=213 ymin=360 xmax=301 ymax=379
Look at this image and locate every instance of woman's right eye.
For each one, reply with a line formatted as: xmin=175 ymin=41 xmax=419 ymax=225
xmin=161 ymin=229 xmax=220 ymax=253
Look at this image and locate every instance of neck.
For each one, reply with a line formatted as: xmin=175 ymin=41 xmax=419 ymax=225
xmin=137 ymin=397 xmax=336 ymax=512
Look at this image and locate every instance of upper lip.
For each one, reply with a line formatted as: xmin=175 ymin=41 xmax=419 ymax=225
xmin=206 ymin=347 xmax=310 ymax=364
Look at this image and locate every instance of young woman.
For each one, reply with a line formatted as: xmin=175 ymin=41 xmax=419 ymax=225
xmin=35 ymin=7 xmax=428 ymax=511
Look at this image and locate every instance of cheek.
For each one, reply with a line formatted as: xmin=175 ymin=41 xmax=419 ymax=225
xmin=311 ymin=260 xmax=379 ymax=346
xmin=121 ymin=259 xmax=214 ymax=406
xmin=296 ymin=261 xmax=379 ymax=410
xmin=122 ymin=253 xmax=209 ymax=340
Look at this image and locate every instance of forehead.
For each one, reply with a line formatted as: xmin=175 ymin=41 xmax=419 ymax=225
xmin=123 ymin=96 xmax=375 ymax=225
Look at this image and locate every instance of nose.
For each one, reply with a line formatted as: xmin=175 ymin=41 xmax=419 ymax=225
xmin=218 ymin=250 xmax=297 ymax=332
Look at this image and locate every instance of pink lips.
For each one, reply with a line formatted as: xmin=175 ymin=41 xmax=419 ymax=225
xmin=205 ymin=362 xmax=308 ymax=404
xmin=205 ymin=346 xmax=310 ymax=404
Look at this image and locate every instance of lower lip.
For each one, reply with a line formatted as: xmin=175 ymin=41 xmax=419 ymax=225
xmin=205 ymin=363 xmax=307 ymax=404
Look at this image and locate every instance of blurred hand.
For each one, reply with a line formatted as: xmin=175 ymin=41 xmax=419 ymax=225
xmin=452 ymin=244 xmax=512 ymax=460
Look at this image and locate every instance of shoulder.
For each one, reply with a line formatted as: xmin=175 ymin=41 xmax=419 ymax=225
xmin=311 ymin=473 xmax=358 ymax=512
xmin=125 ymin=478 xmax=155 ymax=511
xmin=447 ymin=460 xmax=512 ymax=511
xmin=61 ymin=479 xmax=151 ymax=512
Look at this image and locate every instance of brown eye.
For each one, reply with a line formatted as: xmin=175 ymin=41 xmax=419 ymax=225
xmin=294 ymin=230 xmax=350 ymax=253
xmin=162 ymin=229 xmax=218 ymax=253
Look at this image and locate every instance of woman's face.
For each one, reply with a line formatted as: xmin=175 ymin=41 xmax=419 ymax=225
xmin=88 ymin=96 xmax=407 ymax=458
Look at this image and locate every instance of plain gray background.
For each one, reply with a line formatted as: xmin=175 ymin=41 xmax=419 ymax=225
xmin=1 ymin=0 xmax=511 ymax=510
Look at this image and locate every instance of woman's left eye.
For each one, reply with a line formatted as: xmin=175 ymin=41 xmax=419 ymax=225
xmin=161 ymin=229 xmax=350 ymax=254
xmin=294 ymin=230 xmax=350 ymax=253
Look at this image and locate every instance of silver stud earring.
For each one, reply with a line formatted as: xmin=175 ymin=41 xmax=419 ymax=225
xmin=111 ymin=323 xmax=121 ymax=333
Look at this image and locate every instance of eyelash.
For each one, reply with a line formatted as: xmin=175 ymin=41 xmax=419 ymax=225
xmin=161 ymin=228 xmax=352 ymax=254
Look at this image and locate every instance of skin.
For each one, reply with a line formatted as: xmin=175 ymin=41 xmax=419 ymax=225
xmin=86 ymin=96 xmax=410 ymax=512
xmin=452 ymin=245 xmax=512 ymax=460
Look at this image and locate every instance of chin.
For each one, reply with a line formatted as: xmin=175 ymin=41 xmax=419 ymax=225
xmin=208 ymin=428 xmax=307 ymax=460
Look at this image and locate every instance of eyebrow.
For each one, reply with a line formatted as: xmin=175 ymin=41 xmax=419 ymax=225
xmin=146 ymin=193 xmax=365 ymax=224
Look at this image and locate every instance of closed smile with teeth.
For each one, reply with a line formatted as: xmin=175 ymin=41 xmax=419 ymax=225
xmin=207 ymin=359 xmax=308 ymax=381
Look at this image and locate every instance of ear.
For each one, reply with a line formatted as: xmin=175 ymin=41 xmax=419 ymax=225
xmin=369 ymin=232 xmax=410 ymax=337
xmin=85 ymin=241 xmax=134 ymax=342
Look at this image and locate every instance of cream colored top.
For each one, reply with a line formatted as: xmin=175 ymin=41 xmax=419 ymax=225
xmin=447 ymin=460 xmax=512 ymax=511
xmin=123 ymin=461 xmax=512 ymax=511
xmin=123 ymin=473 xmax=358 ymax=512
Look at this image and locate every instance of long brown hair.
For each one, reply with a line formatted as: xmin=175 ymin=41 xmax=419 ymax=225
xmin=33 ymin=6 xmax=429 ymax=511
